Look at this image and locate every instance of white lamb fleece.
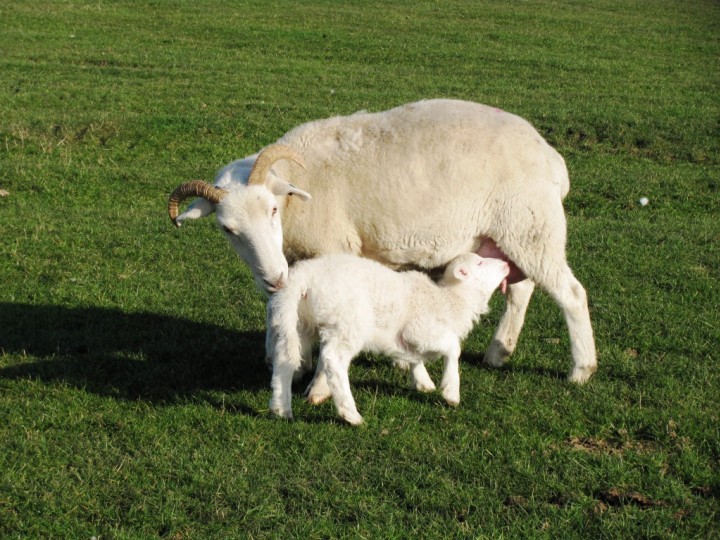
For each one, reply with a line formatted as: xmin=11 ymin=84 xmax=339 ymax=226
xmin=266 ymin=253 xmax=509 ymax=425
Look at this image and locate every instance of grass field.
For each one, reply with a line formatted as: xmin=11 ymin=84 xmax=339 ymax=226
xmin=1 ymin=0 xmax=718 ymax=537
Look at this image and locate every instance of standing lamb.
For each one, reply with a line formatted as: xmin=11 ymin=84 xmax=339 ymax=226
xmin=267 ymin=253 xmax=510 ymax=425
xmin=168 ymin=99 xmax=597 ymax=388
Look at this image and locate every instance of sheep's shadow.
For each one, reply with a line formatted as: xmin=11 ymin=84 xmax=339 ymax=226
xmin=0 ymin=302 xmax=268 ymax=403
xmin=461 ymin=350 xmax=568 ymax=381
xmin=0 ymin=303 xmax=570 ymax=423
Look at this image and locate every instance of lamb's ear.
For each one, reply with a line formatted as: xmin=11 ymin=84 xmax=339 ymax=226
xmin=452 ymin=263 xmax=471 ymax=282
xmin=174 ymin=198 xmax=216 ymax=226
xmin=267 ymin=172 xmax=312 ymax=201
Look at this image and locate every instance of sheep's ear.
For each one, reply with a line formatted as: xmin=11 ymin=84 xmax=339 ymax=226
xmin=174 ymin=198 xmax=215 ymax=226
xmin=267 ymin=173 xmax=312 ymax=201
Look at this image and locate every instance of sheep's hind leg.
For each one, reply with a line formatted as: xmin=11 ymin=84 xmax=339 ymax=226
xmin=484 ymin=279 xmax=535 ymax=368
xmin=543 ymin=265 xmax=597 ymax=383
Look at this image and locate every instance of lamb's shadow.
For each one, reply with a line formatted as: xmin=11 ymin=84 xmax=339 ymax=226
xmin=0 ymin=302 xmax=268 ymax=403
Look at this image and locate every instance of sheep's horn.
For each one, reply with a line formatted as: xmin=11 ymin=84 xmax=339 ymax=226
xmin=247 ymin=144 xmax=306 ymax=186
xmin=168 ymin=180 xmax=228 ymax=227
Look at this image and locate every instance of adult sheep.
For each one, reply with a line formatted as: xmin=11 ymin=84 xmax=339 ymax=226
xmin=168 ymin=99 xmax=596 ymax=383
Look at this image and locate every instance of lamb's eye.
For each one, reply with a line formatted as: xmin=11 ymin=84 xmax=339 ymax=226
xmin=272 ymin=207 xmax=278 ymax=217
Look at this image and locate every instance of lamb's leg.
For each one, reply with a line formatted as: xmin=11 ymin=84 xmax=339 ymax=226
xmin=390 ymin=358 xmax=435 ymax=392
xmin=410 ymin=362 xmax=436 ymax=393
xmin=484 ymin=279 xmax=535 ymax=368
xmin=402 ymin=324 xmax=459 ymax=402
xmin=438 ymin=337 xmax=462 ymax=407
xmin=321 ymin=346 xmax=363 ymax=426
xmin=295 ymin=325 xmax=314 ymax=383
xmin=305 ymin=357 xmax=333 ymax=405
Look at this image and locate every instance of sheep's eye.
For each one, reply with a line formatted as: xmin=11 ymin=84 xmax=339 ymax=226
xmin=272 ymin=207 xmax=278 ymax=217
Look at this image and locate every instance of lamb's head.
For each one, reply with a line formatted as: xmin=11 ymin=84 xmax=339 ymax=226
xmin=441 ymin=253 xmax=510 ymax=297
xmin=167 ymin=144 xmax=311 ymax=294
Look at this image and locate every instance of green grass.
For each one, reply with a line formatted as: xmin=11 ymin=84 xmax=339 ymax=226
xmin=1 ymin=0 xmax=718 ymax=537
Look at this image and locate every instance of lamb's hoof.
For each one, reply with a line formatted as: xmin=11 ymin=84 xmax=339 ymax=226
xmin=393 ymin=359 xmax=411 ymax=371
xmin=484 ymin=339 xmax=511 ymax=368
xmin=307 ymin=394 xmax=331 ymax=405
xmin=304 ymin=381 xmax=332 ymax=405
xmin=568 ymin=364 xmax=597 ymax=384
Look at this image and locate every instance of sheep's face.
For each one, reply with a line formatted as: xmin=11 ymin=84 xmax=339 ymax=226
xmin=216 ymin=185 xmax=288 ymax=295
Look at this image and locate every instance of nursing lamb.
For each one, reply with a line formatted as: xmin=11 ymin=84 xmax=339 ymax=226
xmin=267 ymin=253 xmax=510 ymax=425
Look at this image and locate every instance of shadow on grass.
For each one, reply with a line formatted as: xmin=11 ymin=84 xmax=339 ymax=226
xmin=460 ymin=351 xmax=568 ymax=381
xmin=0 ymin=302 xmax=268 ymax=403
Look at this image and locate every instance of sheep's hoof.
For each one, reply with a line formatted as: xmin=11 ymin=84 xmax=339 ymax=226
xmin=442 ymin=393 xmax=460 ymax=408
xmin=342 ymin=412 xmax=364 ymax=426
xmin=415 ymin=381 xmax=436 ymax=393
xmin=269 ymin=400 xmax=293 ymax=420
xmin=270 ymin=409 xmax=293 ymax=420
xmin=568 ymin=364 xmax=597 ymax=384
xmin=484 ymin=339 xmax=511 ymax=368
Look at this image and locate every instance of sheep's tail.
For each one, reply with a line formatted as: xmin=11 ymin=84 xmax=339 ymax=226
xmin=555 ymin=153 xmax=571 ymax=200
xmin=267 ymin=276 xmax=307 ymax=372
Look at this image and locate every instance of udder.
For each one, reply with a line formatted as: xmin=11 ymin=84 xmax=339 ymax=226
xmin=477 ymin=237 xmax=526 ymax=284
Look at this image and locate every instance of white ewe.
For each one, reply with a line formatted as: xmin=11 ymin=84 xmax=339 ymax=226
xmin=266 ymin=253 xmax=510 ymax=425
xmin=168 ymin=99 xmax=596 ymax=385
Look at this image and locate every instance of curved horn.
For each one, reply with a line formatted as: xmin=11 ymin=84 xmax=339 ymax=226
xmin=168 ymin=180 xmax=228 ymax=227
xmin=247 ymin=144 xmax=306 ymax=186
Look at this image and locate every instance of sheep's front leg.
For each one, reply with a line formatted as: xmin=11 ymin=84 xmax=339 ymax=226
xmin=484 ymin=278 xmax=535 ymax=368
xmin=267 ymin=323 xmax=304 ymax=420
xmin=269 ymin=359 xmax=296 ymax=420
xmin=321 ymin=346 xmax=363 ymax=426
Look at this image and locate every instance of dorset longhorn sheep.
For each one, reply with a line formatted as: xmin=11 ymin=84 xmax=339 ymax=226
xmin=267 ymin=253 xmax=510 ymax=424
xmin=167 ymin=99 xmax=597 ymax=389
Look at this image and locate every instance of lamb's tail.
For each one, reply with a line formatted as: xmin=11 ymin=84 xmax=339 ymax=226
xmin=267 ymin=276 xmax=307 ymax=373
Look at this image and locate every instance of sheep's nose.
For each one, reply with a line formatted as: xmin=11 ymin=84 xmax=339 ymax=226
xmin=264 ymin=271 xmax=287 ymax=293
xmin=274 ymin=271 xmax=287 ymax=290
